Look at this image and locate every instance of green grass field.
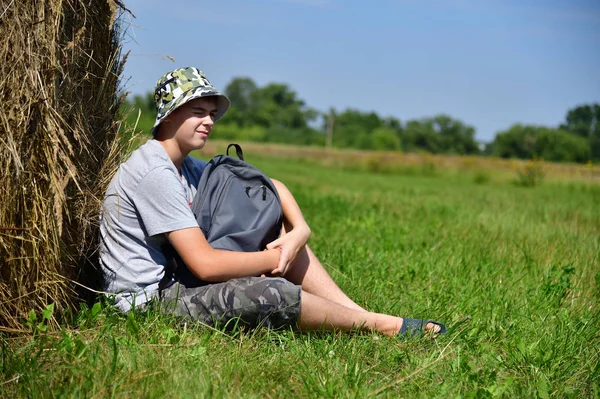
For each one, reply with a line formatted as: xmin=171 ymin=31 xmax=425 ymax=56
xmin=2 ymin=149 xmax=599 ymax=398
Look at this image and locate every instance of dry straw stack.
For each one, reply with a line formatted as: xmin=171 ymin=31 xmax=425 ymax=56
xmin=0 ymin=0 xmax=129 ymax=330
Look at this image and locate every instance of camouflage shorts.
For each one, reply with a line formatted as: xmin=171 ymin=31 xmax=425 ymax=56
xmin=159 ymin=277 xmax=301 ymax=330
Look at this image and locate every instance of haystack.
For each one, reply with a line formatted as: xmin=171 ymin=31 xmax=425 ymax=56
xmin=0 ymin=0 xmax=129 ymax=330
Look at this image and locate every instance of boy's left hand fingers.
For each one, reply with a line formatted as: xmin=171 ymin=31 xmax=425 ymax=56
xmin=276 ymin=254 xmax=290 ymax=275
xmin=266 ymin=238 xmax=282 ymax=250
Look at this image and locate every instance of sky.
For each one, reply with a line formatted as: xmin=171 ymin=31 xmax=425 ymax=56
xmin=119 ymin=0 xmax=600 ymax=142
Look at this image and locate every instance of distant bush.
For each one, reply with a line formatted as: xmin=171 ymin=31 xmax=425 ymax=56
xmin=365 ymin=154 xmax=385 ymax=173
xmin=473 ymin=171 xmax=491 ymax=185
xmin=513 ymin=159 xmax=545 ymax=187
xmin=371 ymin=127 xmax=402 ymax=151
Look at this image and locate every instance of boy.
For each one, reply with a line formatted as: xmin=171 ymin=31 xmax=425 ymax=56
xmin=99 ymin=67 xmax=445 ymax=337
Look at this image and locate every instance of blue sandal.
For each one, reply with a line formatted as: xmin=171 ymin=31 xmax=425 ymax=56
xmin=398 ymin=318 xmax=447 ymax=338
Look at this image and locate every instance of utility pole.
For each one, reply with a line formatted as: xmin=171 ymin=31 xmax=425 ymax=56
xmin=326 ymin=108 xmax=335 ymax=149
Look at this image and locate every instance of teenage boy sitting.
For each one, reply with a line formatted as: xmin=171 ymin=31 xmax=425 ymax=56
xmin=99 ymin=67 xmax=446 ymax=337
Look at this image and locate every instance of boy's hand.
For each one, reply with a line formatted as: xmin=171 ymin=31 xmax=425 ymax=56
xmin=265 ymin=225 xmax=310 ymax=276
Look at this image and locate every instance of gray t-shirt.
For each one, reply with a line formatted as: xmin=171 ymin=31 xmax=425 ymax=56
xmin=99 ymin=139 xmax=207 ymax=311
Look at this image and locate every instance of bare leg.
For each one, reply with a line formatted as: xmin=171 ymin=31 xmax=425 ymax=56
xmin=299 ymin=291 xmax=440 ymax=335
xmin=285 ymin=245 xmax=366 ymax=312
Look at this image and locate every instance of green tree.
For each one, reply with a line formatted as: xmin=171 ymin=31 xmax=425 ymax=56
xmin=432 ymin=115 xmax=480 ymax=155
xmin=401 ymin=119 xmax=441 ymax=153
xmin=329 ymin=109 xmax=386 ymax=149
xmin=383 ymin=116 xmax=402 ymax=131
xmin=222 ymin=77 xmax=259 ymax=127
xmin=220 ymin=78 xmax=322 ymax=145
xmin=400 ymin=116 xmax=479 ymax=155
xmin=371 ymin=127 xmax=402 ymax=150
xmin=490 ymin=124 xmax=590 ymax=163
xmin=560 ymin=104 xmax=600 ymax=138
xmin=535 ymin=128 xmax=590 ymax=163
xmin=560 ymin=103 xmax=600 ymax=161
xmin=253 ymin=83 xmax=317 ymax=129
xmin=224 ymin=77 xmax=258 ymax=114
xmin=490 ymin=124 xmax=537 ymax=159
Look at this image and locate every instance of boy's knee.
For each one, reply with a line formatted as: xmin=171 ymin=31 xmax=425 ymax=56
xmin=233 ymin=277 xmax=301 ymax=329
xmin=181 ymin=277 xmax=301 ymax=329
xmin=224 ymin=277 xmax=300 ymax=312
xmin=237 ymin=277 xmax=299 ymax=306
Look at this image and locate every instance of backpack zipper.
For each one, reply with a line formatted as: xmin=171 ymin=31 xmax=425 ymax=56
xmin=261 ymin=185 xmax=267 ymax=201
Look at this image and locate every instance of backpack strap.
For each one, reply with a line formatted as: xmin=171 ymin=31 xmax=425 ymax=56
xmin=226 ymin=143 xmax=244 ymax=161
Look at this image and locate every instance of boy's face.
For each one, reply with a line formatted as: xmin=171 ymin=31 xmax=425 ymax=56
xmin=165 ymin=97 xmax=218 ymax=151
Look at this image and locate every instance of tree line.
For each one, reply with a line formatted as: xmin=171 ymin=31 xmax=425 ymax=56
xmin=123 ymin=77 xmax=600 ymax=163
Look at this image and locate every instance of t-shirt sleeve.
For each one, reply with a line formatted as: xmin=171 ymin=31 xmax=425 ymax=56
xmin=133 ymin=166 xmax=199 ymax=236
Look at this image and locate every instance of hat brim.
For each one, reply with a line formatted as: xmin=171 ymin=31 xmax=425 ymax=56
xmin=151 ymin=88 xmax=231 ymax=136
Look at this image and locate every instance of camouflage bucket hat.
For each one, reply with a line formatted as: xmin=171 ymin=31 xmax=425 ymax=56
xmin=151 ymin=67 xmax=230 ymax=135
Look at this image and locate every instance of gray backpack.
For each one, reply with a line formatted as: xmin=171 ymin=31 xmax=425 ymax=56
xmin=161 ymin=144 xmax=283 ymax=286
xmin=192 ymin=143 xmax=283 ymax=252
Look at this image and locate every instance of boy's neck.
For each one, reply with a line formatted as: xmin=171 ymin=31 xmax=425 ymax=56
xmin=157 ymin=138 xmax=185 ymax=173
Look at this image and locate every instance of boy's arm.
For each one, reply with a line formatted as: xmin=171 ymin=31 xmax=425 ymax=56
xmin=166 ymin=227 xmax=280 ymax=282
xmin=272 ymin=178 xmax=311 ymax=235
xmin=266 ymin=179 xmax=311 ymax=276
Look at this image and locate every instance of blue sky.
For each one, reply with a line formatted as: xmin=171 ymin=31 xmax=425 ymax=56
xmin=120 ymin=0 xmax=600 ymax=142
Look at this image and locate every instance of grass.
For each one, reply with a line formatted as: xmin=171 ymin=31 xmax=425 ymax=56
xmin=198 ymin=140 xmax=600 ymax=185
xmin=2 ymin=145 xmax=599 ymax=398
